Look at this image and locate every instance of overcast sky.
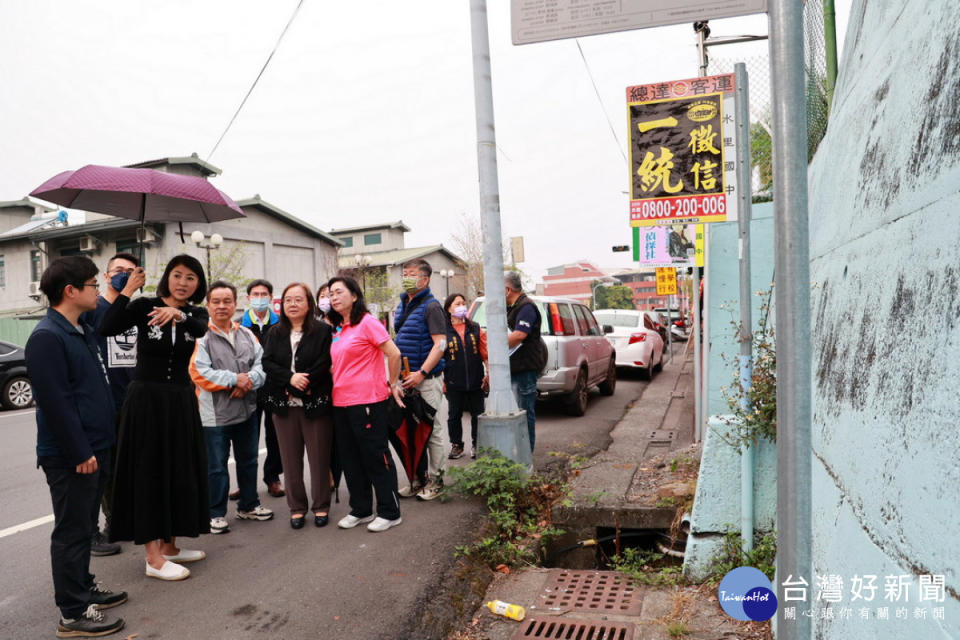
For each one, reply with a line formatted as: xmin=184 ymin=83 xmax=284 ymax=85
xmin=0 ymin=1 xmax=849 ymax=284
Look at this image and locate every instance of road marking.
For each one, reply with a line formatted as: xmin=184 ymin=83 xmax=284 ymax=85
xmin=0 ymin=408 xmax=36 ymax=420
xmin=0 ymin=514 xmax=55 ymax=539
xmin=0 ymin=447 xmax=268 ymax=540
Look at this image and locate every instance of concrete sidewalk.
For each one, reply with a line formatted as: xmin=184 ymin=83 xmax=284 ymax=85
xmin=461 ymin=348 xmax=767 ymax=639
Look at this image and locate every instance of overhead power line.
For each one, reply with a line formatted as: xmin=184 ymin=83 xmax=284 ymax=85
xmin=574 ymin=39 xmax=628 ymax=169
xmin=207 ymin=0 xmax=305 ymax=161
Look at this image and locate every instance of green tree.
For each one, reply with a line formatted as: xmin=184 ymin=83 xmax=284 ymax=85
xmin=593 ymin=282 xmax=635 ymax=310
xmin=360 ymin=266 xmax=399 ymax=318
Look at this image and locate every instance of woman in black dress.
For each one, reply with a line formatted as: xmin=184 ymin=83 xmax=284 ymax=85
xmin=100 ymin=254 xmax=210 ymax=581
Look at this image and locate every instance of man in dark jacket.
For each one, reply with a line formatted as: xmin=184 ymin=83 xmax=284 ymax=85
xmin=79 ymin=251 xmax=141 ymax=557
xmin=27 ymin=256 xmax=126 ymax=638
xmin=238 ymin=279 xmax=284 ymax=498
xmin=505 ymin=271 xmax=547 ymax=452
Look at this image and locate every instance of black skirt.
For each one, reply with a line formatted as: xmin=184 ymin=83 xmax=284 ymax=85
xmin=110 ymin=380 xmax=210 ymax=544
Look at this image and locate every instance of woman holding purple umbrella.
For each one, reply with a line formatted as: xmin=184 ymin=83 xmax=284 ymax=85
xmin=100 ymin=254 xmax=210 ymax=581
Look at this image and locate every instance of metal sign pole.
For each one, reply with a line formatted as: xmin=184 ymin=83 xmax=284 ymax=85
xmin=470 ymin=0 xmax=530 ymax=465
xmin=768 ymin=0 xmax=812 ymax=637
xmin=667 ymin=293 xmax=674 ymax=363
xmin=691 ymin=21 xmax=709 ymax=444
xmin=734 ymin=62 xmax=755 ymax=554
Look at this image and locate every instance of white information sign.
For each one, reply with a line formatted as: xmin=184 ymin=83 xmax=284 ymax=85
xmin=512 ymin=0 xmax=767 ymax=45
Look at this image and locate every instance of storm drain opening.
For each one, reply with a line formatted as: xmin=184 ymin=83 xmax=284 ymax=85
xmin=512 ymin=616 xmax=634 ymax=640
xmin=593 ymin=527 xmax=686 ymax=572
xmin=538 ymin=569 xmax=643 ymax=616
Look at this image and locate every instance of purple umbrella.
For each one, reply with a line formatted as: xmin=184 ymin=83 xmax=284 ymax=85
xmin=30 ymin=164 xmax=244 ymax=224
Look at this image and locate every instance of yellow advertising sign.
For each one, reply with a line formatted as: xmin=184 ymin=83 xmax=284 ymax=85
xmin=656 ymin=267 xmax=677 ymax=296
xmin=695 ymin=224 xmax=705 ymax=267
xmin=627 ymin=74 xmax=739 ymax=226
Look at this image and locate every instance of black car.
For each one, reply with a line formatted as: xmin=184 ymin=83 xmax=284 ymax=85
xmin=0 ymin=340 xmax=34 ymax=410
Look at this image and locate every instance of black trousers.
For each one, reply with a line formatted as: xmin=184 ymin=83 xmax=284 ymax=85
xmin=446 ymin=388 xmax=485 ymax=448
xmin=255 ymin=406 xmax=284 ymax=484
xmin=40 ymin=449 xmax=110 ymax=619
xmin=334 ymin=401 xmax=400 ymax=521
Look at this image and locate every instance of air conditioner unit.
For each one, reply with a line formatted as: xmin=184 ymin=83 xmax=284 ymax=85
xmin=136 ymin=227 xmax=160 ymax=244
xmin=29 ymin=281 xmax=41 ymax=298
xmin=79 ymin=236 xmax=98 ymax=253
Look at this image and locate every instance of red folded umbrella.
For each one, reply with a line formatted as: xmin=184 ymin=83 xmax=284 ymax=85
xmin=30 ymin=164 xmax=244 ymax=224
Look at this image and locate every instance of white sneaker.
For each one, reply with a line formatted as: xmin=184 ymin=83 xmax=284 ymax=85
xmin=367 ymin=516 xmax=402 ymax=532
xmin=145 ymin=560 xmax=190 ymax=581
xmin=210 ymin=517 xmax=230 ymax=534
xmin=337 ymin=514 xmax=376 ymax=529
xmin=162 ymin=548 xmax=205 ymax=563
xmin=237 ymin=505 xmax=274 ymax=521
xmin=397 ymin=483 xmax=422 ymax=498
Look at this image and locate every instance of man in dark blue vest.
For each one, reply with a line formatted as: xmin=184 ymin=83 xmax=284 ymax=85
xmin=395 ymin=259 xmax=448 ymax=501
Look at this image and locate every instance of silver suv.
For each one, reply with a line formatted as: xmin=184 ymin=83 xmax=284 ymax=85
xmin=468 ymin=295 xmax=616 ymax=416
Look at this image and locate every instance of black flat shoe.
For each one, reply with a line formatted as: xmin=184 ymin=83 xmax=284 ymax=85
xmin=290 ymin=516 xmax=305 ymax=530
xmin=314 ymin=514 xmax=329 ymax=527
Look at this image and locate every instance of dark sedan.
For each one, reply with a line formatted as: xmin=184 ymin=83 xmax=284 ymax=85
xmin=0 ymin=340 xmax=34 ymax=410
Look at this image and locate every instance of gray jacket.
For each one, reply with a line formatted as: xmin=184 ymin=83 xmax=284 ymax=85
xmin=189 ymin=323 xmax=266 ymax=426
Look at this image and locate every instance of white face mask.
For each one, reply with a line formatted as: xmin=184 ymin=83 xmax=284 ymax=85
xmin=452 ymin=305 xmax=469 ymax=319
xmin=316 ymin=297 xmax=331 ymax=313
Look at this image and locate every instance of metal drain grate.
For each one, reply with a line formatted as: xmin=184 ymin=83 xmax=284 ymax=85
xmin=512 ymin=617 xmax=634 ymax=640
xmin=539 ymin=570 xmax=643 ymax=616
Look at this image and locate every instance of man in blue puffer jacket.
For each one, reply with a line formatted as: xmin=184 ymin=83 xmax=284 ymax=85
xmin=395 ymin=259 xmax=448 ymax=501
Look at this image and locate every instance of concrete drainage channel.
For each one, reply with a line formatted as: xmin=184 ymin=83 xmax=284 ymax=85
xmin=403 ymin=357 xmax=699 ymax=638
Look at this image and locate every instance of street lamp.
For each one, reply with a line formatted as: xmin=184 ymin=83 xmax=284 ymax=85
xmin=354 ymin=254 xmax=372 ymax=293
xmin=191 ymin=230 xmax=222 ymax=275
xmin=438 ymin=269 xmax=455 ymax=297
xmin=592 ymin=281 xmax=612 ymax=310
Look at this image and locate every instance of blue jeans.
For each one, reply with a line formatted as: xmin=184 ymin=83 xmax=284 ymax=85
xmin=204 ymin=415 xmax=260 ymax=517
xmin=511 ymin=370 xmax=539 ymax=452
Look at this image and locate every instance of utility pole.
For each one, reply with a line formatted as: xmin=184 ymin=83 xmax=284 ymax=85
xmin=769 ymin=0 xmax=813 ymax=637
xmin=470 ymin=0 xmax=530 ymax=465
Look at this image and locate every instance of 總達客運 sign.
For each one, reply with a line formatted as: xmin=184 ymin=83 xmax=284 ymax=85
xmin=628 ymin=74 xmax=739 ymax=226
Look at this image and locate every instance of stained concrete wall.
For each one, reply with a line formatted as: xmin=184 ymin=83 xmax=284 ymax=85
xmin=704 ymin=202 xmax=775 ymax=419
xmin=684 ymin=203 xmax=776 ymax=580
xmin=806 ymin=1 xmax=960 ymax=637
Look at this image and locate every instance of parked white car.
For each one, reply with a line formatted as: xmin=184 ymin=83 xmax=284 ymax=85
xmin=593 ymin=309 xmax=665 ymax=379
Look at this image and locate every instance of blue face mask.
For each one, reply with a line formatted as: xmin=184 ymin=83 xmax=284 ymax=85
xmin=110 ymin=272 xmax=130 ymax=293
xmin=250 ymin=298 xmax=271 ymax=312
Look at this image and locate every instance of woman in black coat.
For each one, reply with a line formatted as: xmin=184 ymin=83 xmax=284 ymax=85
xmin=261 ymin=283 xmax=335 ymax=529
xmin=100 ymin=254 xmax=210 ymax=581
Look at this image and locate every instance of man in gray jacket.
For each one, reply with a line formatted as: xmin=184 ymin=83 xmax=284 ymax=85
xmin=188 ymin=280 xmax=272 ymax=534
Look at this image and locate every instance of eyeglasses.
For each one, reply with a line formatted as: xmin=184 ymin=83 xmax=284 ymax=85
xmin=78 ymin=283 xmax=100 ymax=290
xmin=283 ymin=297 xmax=307 ymax=304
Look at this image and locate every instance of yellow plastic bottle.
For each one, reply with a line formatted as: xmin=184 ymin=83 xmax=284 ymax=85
xmin=486 ymin=600 xmax=526 ymax=621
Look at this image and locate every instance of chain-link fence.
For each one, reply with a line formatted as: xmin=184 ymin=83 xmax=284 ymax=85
xmin=709 ymin=4 xmax=831 ymax=202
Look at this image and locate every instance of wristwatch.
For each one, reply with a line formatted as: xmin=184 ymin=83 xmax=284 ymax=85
xmin=418 ymin=369 xmax=428 ymax=378
xmin=176 ymin=310 xmax=187 ymax=323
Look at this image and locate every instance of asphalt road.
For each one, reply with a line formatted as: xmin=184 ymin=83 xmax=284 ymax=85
xmin=0 ymin=366 xmax=655 ymax=640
